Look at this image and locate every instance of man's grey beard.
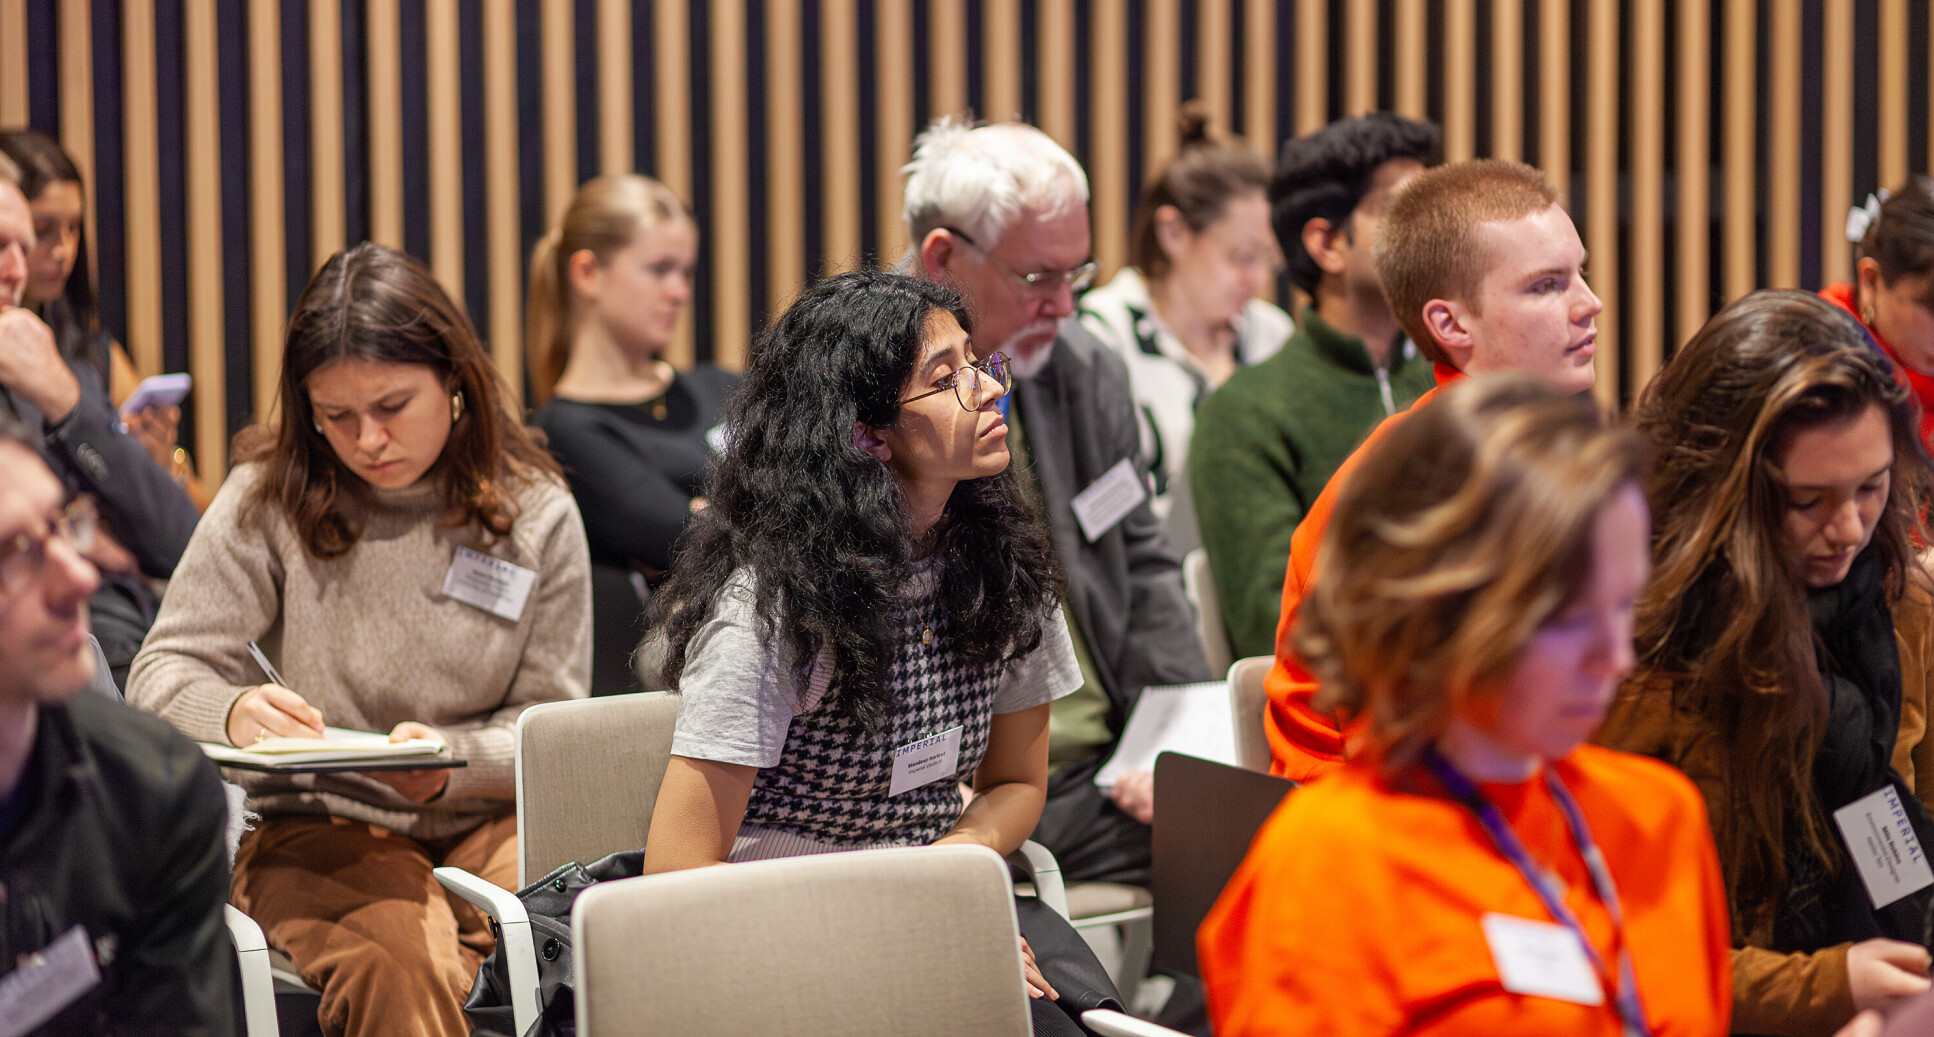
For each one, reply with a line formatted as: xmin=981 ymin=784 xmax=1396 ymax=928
xmin=1000 ymin=321 xmax=1060 ymax=378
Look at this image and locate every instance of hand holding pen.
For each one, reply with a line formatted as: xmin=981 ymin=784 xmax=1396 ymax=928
xmin=224 ymin=641 xmax=326 ymax=747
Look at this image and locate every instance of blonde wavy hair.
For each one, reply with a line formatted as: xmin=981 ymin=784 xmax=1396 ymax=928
xmin=1295 ymin=373 xmax=1644 ymax=772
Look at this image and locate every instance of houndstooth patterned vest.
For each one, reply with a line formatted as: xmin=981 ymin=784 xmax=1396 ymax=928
xmin=741 ymin=595 xmax=1003 ymax=846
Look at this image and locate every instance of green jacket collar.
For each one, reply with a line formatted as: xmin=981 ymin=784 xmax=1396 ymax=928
xmin=1300 ymin=305 xmax=1410 ymax=377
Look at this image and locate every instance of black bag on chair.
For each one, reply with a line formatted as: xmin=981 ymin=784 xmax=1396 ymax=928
xmin=462 ymin=849 xmax=647 ymax=1037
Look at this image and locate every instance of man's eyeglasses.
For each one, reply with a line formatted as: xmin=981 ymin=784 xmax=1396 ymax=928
xmin=944 ymin=228 xmax=1099 ymax=295
xmin=0 ymin=496 xmax=97 ymax=595
xmin=901 ymin=352 xmax=1012 ymax=411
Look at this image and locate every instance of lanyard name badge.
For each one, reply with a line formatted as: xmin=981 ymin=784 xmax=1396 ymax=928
xmin=1422 ymin=748 xmax=1653 ymax=1037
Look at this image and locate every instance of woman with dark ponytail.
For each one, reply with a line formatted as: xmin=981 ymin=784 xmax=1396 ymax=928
xmin=1077 ymin=101 xmax=1290 ymax=539
xmin=642 ymin=269 xmax=1115 ymax=1036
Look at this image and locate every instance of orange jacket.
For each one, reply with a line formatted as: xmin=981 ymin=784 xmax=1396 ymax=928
xmin=1199 ymin=746 xmax=1732 ymax=1037
xmin=1819 ymin=282 xmax=1934 ymax=453
xmin=1261 ymin=364 xmax=1461 ymax=779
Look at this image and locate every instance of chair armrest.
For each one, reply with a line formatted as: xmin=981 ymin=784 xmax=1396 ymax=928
xmin=1080 ymin=1009 xmax=1191 ymax=1037
xmin=1012 ymin=839 xmax=1070 ymax=918
xmin=434 ymin=867 xmax=540 ymax=1033
xmin=224 ymin=906 xmax=279 ymax=1037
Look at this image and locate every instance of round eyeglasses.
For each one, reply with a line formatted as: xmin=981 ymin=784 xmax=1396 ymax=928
xmin=0 ymin=495 xmax=98 ymax=595
xmin=900 ymin=352 xmax=1012 ymax=411
xmin=943 ymin=228 xmax=1099 ymax=295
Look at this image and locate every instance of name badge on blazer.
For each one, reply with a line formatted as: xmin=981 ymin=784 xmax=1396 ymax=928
xmin=1071 ymin=457 xmax=1148 ymax=543
xmin=0 ymin=925 xmax=102 ymax=1032
xmin=441 ymin=546 xmax=537 ymax=622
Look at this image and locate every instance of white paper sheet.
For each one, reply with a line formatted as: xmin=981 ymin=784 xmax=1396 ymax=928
xmin=1093 ymin=680 xmax=1238 ymax=788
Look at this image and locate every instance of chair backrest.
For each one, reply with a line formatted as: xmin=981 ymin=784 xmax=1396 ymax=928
xmin=1149 ymin=751 xmax=1294 ymax=979
xmin=572 ymin=844 xmax=1033 ymax=1036
xmin=1225 ymin=655 xmax=1274 ymax=773
xmin=1182 ymin=549 xmax=1235 ymax=677
xmin=514 ymin=692 xmax=682 ymax=886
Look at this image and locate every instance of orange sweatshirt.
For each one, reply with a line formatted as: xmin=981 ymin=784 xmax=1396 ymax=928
xmin=1198 ymin=745 xmax=1732 ymax=1037
xmin=1261 ymin=365 xmax=1460 ymax=779
xmin=1820 ymin=282 xmax=1934 ymax=453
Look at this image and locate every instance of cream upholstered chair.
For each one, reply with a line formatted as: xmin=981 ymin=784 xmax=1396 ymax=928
xmin=1181 ymin=549 xmax=1234 ymax=677
xmin=572 ymin=844 xmax=1032 ymax=1035
xmin=1226 ymin=655 xmax=1275 ymax=773
xmin=225 ymin=905 xmax=279 ymax=1037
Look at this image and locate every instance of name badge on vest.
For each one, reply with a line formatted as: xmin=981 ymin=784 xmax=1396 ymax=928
xmin=1071 ymin=457 xmax=1148 ymax=543
xmin=0 ymin=925 xmax=103 ymax=1032
xmin=1834 ymin=785 xmax=1934 ymax=908
xmin=441 ymin=546 xmax=537 ymax=622
xmin=1480 ymin=913 xmax=1605 ymax=1006
xmin=888 ymin=726 xmax=964 ymax=797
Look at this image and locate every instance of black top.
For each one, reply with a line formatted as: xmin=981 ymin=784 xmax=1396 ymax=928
xmin=534 ymin=365 xmax=740 ymax=575
xmin=0 ymin=691 xmax=236 ymax=1035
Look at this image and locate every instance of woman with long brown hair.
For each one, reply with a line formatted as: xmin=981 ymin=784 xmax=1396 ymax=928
xmin=1601 ymin=290 xmax=1934 ymax=1035
xmin=129 ymin=243 xmax=591 ymax=1037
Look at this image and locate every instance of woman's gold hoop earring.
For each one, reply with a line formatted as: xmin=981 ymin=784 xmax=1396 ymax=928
xmin=451 ymin=392 xmax=465 ymax=423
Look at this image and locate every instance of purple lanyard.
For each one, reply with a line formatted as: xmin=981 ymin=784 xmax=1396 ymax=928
xmin=1422 ymin=747 xmax=1654 ymax=1037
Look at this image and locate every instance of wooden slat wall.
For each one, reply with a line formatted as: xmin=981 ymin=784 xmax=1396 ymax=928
xmin=0 ymin=0 xmax=1927 ymax=488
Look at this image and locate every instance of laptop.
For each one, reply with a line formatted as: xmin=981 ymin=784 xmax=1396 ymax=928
xmin=1150 ymin=751 xmax=1296 ymax=978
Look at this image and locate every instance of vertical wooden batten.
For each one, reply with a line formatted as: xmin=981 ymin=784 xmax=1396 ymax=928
xmin=1491 ymin=0 xmax=1523 ymax=162
xmin=1194 ymin=0 xmax=1231 ymax=134
xmin=708 ymin=0 xmax=750 ymax=368
xmin=763 ymin=0 xmax=804 ymax=318
xmin=1242 ymin=0 xmax=1275 ymax=164
xmin=652 ymin=0 xmax=694 ymax=369
xmin=1345 ymin=0 xmax=1376 ymax=118
xmin=1395 ymin=0 xmax=1426 ymax=121
xmin=982 ymin=0 xmax=1021 ymax=122
xmin=1819 ymin=0 xmax=1854 ymax=286
xmin=122 ymin=0 xmax=162 ymax=377
xmin=426 ymin=0 xmax=463 ymax=300
xmin=1628 ymin=0 xmax=1664 ymax=393
xmin=1294 ymin=0 xmax=1326 ymax=134
xmin=541 ymin=0 xmax=576 ymax=226
xmin=248 ymin=0 xmax=287 ymax=422
xmin=482 ymin=0 xmax=524 ymax=398
xmin=1091 ymin=0 xmax=1129 ymax=276
xmin=1586 ymin=0 xmax=1619 ymax=409
xmin=1723 ymin=0 xmax=1756 ymax=300
xmin=57 ymin=0 xmax=96 ymax=286
xmin=310 ymin=0 xmax=345 ymax=268
xmin=597 ymin=0 xmax=632 ymax=175
xmin=1538 ymin=0 xmax=1569 ymax=196
xmin=184 ymin=0 xmax=227 ymax=475
xmin=1037 ymin=0 xmax=1076 ymax=150
xmin=365 ymin=0 xmax=403 ymax=249
xmin=874 ymin=0 xmax=914 ymax=262
xmin=1145 ymin=0 xmax=1181 ymax=176
xmin=1767 ymin=0 xmax=1801 ymax=288
xmin=1675 ymin=0 xmax=1712 ymax=347
xmin=928 ymin=0 xmax=967 ymax=118
xmin=0 ymin=0 xmax=24 ymax=126
xmin=1443 ymin=0 xmax=1476 ymax=162
xmin=819 ymin=0 xmax=861 ymax=273
xmin=1878 ymin=0 xmax=1907 ymax=189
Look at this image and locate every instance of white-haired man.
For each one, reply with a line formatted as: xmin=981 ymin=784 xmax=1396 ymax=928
xmin=904 ymin=118 xmax=1210 ymax=884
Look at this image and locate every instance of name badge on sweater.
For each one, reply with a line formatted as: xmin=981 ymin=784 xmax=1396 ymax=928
xmin=1481 ymin=913 xmax=1604 ymax=1006
xmin=441 ymin=546 xmax=537 ymax=622
xmin=1834 ymin=785 xmax=1934 ymax=908
xmin=0 ymin=925 xmax=102 ymax=1034
xmin=888 ymin=726 xmax=963 ymax=797
xmin=1071 ymin=458 xmax=1148 ymax=543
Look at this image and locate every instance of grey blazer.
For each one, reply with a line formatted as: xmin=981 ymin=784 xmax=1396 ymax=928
xmin=1010 ymin=322 xmax=1210 ymax=726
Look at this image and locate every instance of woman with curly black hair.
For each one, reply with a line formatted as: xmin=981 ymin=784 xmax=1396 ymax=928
xmin=642 ymin=269 xmax=1111 ymax=1033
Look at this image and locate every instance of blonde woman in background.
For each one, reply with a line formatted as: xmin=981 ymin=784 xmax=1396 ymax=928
xmin=527 ymin=174 xmax=738 ymax=694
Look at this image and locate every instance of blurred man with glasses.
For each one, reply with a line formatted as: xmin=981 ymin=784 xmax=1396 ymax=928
xmin=0 ymin=409 xmax=236 ymax=1032
xmin=902 ymin=118 xmax=1208 ymax=887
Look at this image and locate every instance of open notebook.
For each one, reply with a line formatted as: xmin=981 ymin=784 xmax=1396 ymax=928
xmin=198 ymin=726 xmax=461 ymax=772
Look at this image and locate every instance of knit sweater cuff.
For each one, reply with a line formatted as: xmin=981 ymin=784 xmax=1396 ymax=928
xmin=440 ymin=724 xmax=515 ymax=802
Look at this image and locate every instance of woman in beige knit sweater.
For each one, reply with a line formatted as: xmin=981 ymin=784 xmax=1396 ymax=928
xmin=129 ymin=244 xmax=591 ymax=1037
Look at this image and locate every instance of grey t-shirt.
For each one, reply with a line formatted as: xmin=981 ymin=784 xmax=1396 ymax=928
xmin=670 ymin=569 xmax=1081 ymax=770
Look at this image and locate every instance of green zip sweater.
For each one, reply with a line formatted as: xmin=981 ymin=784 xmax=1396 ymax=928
xmin=1187 ymin=306 xmax=1436 ymax=659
